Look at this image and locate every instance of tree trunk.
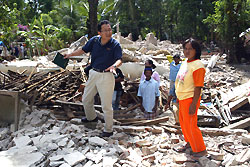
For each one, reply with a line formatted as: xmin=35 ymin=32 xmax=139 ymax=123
xmin=128 ymin=0 xmax=140 ymax=40
xmin=225 ymin=0 xmax=239 ymax=63
xmin=88 ymin=0 xmax=98 ymax=39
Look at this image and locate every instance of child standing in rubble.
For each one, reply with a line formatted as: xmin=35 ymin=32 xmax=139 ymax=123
xmin=140 ymin=60 xmax=161 ymax=86
xmin=175 ymin=38 xmax=207 ymax=157
xmin=138 ymin=67 xmax=160 ymax=120
xmin=165 ymin=54 xmax=181 ymax=124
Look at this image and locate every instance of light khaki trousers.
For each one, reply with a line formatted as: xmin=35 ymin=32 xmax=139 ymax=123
xmin=82 ymin=69 xmax=115 ymax=132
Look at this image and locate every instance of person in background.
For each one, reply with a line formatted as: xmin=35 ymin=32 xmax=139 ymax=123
xmin=165 ymin=54 xmax=181 ymax=124
xmin=140 ymin=59 xmax=163 ymax=109
xmin=64 ymin=20 xmax=122 ymax=137
xmin=138 ymin=67 xmax=160 ymax=120
xmin=140 ymin=59 xmax=160 ymax=85
xmin=20 ymin=44 xmax=24 ymax=59
xmin=0 ymin=41 xmax=7 ymax=56
xmin=112 ymin=68 xmax=124 ymax=111
xmin=174 ymin=38 xmax=207 ymax=157
xmin=14 ymin=45 xmax=19 ymax=57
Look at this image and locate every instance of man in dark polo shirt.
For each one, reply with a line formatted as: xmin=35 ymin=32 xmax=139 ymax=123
xmin=64 ymin=20 xmax=122 ymax=137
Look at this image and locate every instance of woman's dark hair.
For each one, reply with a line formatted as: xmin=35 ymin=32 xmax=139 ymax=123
xmin=183 ymin=38 xmax=201 ymax=60
xmin=146 ymin=60 xmax=156 ymax=69
xmin=98 ymin=20 xmax=111 ymax=32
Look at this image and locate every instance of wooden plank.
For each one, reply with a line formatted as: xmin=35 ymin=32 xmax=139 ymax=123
xmin=199 ymin=127 xmax=248 ymax=136
xmin=25 ymin=64 xmax=39 ymax=84
xmin=53 ymin=100 xmax=83 ymax=106
xmin=161 ymin=126 xmax=182 ymax=134
xmin=21 ymin=71 xmax=65 ymax=93
xmin=220 ymin=81 xmax=250 ymax=105
xmin=229 ymin=97 xmax=249 ymax=112
xmin=37 ymin=74 xmax=62 ymax=92
xmin=53 ymin=100 xmax=102 ymax=110
xmin=53 ymin=100 xmax=121 ymax=124
xmin=128 ymin=91 xmax=139 ymax=103
xmin=197 ymin=115 xmax=220 ymax=128
xmin=124 ymin=116 xmax=169 ymax=126
xmin=116 ymin=118 xmax=146 ymax=123
xmin=68 ymin=70 xmax=85 ymax=83
xmin=113 ymin=125 xmax=153 ymax=133
xmin=67 ymin=92 xmax=82 ymax=102
xmin=232 ymin=110 xmax=250 ymax=114
xmin=222 ymin=117 xmax=250 ymax=129
xmin=113 ymin=113 xmax=136 ymax=119
xmin=119 ymin=103 xmax=141 ymax=113
xmin=151 ymin=56 xmax=168 ymax=60
xmin=160 ymin=124 xmax=248 ymax=136
xmin=79 ymin=65 xmax=87 ymax=83
xmin=214 ymin=95 xmax=230 ymax=125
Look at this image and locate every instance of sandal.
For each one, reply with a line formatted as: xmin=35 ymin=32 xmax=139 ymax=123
xmin=173 ymin=143 xmax=191 ymax=152
xmin=191 ymin=150 xmax=208 ymax=157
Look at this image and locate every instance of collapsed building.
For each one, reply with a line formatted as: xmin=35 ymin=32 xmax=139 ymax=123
xmin=0 ymin=33 xmax=249 ymax=167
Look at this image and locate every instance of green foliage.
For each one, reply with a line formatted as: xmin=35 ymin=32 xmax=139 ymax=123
xmin=204 ymin=0 xmax=250 ymax=63
xmin=0 ymin=0 xmax=249 ymax=63
xmin=0 ymin=4 xmax=20 ymax=44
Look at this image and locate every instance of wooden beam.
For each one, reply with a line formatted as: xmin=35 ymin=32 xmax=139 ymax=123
xmin=116 ymin=118 xmax=146 ymax=123
xmin=229 ymin=97 xmax=249 ymax=112
xmin=160 ymin=124 xmax=248 ymax=136
xmin=21 ymin=71 xmax=65 ymax=93
xmin=67 ymin=92 xmax=82 ymax=102
xmin=114 ymin=125 xmax=153 ymax=133
xmin=199 ymin=127 xmax=247 ymax=136
xmin=232 ymin=110 xmax=250 ymax=114
xmin=25 ymin=64 xmax=39 ymax=84
xmin=197 ymin=115 xmax=220 ymax=128
xmin=119 ymin=103 xmax=141 ymax=113
xmin=128 ymin=91 xmax=139 ymax=103
xmin=113 ymin=113 xmax=136 ymax=119
xmin=53 ymin=100 xmax=121 ymax=124
xmin=222 ymin=117 xmax=250 ymax=129
xmin=122 ymin=116 xmax=169 ymax=126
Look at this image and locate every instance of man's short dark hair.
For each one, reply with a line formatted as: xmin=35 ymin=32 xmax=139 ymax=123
xmin=98 ymin=20 xmax=111 ymax=32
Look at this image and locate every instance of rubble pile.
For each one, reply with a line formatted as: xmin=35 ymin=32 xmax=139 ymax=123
xmin=0 ymin=69 xmax=84 ymax=107
xmin=0 ymin=104 xmax=249 ymax=167
xmin=0 ymin=33 xmax=250 ymax=166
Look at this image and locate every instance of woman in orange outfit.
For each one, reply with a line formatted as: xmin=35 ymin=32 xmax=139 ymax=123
xmin=175 ymin=38 xmax=207 ymax=157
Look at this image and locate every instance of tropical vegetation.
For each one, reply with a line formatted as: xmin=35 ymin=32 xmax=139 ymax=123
xmin=0 ymin=0 xmax=249 ymax=63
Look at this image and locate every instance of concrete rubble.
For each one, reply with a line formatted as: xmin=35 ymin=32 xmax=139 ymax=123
xmin=0 ymin=104 xmax=249 ymax=167
xmin=0 ymin=33 xmax=250 ymax=166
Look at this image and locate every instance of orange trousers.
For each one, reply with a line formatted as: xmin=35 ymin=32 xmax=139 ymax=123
xmin=179 ymin=97 xmax=206 ymax=153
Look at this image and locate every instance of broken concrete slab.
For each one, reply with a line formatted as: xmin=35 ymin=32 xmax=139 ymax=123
xmin=63 ymin=151 xmax=86 ymax=166
xmin=0 ymin=152 xmax=44 ymax=167
xmin=88 ymin=137 xmax=108 ymax=147
xmin=13 ymin=135 xmax=32 ymax=148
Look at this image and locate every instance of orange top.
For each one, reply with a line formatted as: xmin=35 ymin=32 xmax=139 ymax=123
xmin=193 ymin=68 xmax=205 ymax=87
xmin=175 ymin=59 xmax=205 ymax=100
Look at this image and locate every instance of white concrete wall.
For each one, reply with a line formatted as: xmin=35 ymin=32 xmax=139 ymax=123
xmin=0 ymin=61 xmax=170 ymax=80
xmin=119 ymin=62 xmax=169 ymax=80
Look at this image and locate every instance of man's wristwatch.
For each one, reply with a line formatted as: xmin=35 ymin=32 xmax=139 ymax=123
xmin=113 ymin=65 xmax=117 ymax=69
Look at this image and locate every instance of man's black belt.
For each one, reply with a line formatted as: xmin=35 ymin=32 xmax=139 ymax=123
xmin=92 ymin=68 xmax=108 ymax=73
